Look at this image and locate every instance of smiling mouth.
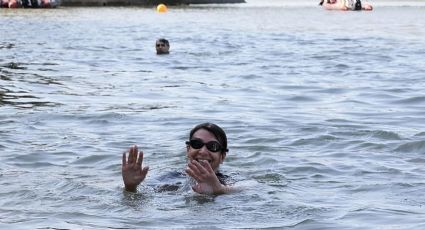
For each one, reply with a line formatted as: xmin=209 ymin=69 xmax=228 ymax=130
xmin=195 ymin=159 xmax=212 ymax=164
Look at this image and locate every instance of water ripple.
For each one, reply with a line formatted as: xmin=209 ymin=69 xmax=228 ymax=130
xmin=394 ymin=140 xmax=425 ymax=154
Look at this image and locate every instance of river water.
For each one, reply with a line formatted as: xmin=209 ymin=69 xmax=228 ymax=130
xmin=1 ymin=0 xmax=425 ymax=229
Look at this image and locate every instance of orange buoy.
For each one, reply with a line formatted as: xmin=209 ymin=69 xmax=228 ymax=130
xmin=156 ymin=4 xmax=168 ymax=13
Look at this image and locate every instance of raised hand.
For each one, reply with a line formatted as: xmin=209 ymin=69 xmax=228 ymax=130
xmin=122 ymin=145 xmax=149 ymax=192
xmin=185 ymin=160 xmax=226 ymax=195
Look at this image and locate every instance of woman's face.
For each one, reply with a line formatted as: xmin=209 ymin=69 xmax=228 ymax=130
xmin=186 ymin=128 xmax=226 ymax=172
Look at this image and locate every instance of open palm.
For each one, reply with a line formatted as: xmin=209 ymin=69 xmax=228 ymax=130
xmin=185 ymin=160 xmax=225 ymax=195
xmin=122 ymin=145 xmax=149 ymax=192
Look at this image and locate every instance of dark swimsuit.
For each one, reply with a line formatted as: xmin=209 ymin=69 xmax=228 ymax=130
xmin=152 ymin=170 xmax=230 ymax=193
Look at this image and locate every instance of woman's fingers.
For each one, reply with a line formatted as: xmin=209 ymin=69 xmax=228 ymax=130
xmin=191 ymin=160 xmax=209 ymax=174
xmin=186 ymin=160 xmax=216 ymax=183
xmin=185 ymin=167 xmax=200 ymax=182
xmin=127 ymin=145 xmax=139 ymax=165
xmin=137 ymin=151 xmax=143 ymax=166
xmin=187 ymin=160 xmax=202 ymax=176
xmin=127 ymin=146 xmax=134 ymax=164
xmin=122 ymin=152 xmax=127 ymax=167
xmin=123 ymin=145 xmax=143 ymax=167
xmin=140 ymin=166 xmax=149 ymax=181
xmin=200 ymin=160 xmax=214 ymax=174
xmin=131 ymin=145 xmax=138 ymax=164
xmin=186 ymin=164 xmax=205 ymax=183
xmin=192 ymin=184 xmax=201 ymax=193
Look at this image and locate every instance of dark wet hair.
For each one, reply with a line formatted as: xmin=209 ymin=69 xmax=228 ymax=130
xmin=189 ymin=123 xmax=228 ymax=154
xmin=157 ymin=38 xmax=169 ymax=47
xmin=319 ymin=0 xmax=324 ymax=5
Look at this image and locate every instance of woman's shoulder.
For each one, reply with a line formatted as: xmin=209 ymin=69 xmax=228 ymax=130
xmin=152 ymin=170 xmax=186 ymax=192
xmin=216 ymin=171 xmax=241 ymax=186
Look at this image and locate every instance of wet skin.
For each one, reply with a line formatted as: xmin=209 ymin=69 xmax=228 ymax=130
xmin=122 ymin=128 xmax=230 ymax=194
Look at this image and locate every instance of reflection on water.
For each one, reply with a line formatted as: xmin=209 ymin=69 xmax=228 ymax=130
xmin=1 ymin=39 xmax=64 ymax=108
xmin=0 ymin=89 xmax=56 ymax=108
xmin=0 ymin=68 xmax=61 ymax=108
xmin=0 ymin=42 xmax=15 ymax=49
xmin=1 ymin=62 xmax=26 ymax=70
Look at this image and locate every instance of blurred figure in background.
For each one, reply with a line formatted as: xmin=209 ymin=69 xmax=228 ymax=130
xmin=156 ymin=38 xmax=170 ymax=55
xmin=319 ymin=0 xmax=373 ymax=11
xmin=1 ymin=0 xmax=57 ymax=8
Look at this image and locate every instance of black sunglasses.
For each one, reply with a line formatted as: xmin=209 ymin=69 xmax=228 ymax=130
xmin=186 ymin=139 xmax=223 ymax=153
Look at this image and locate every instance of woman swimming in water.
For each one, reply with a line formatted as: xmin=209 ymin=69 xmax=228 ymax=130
xmin=122 ymin=122 xmax=236 ymax=195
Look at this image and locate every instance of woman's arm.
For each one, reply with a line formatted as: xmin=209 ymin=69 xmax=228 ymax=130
xmin=122 ymin=145 xmax=149 ymax=192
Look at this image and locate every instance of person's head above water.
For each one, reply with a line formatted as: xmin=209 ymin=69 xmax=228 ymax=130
xmin=186 ymin=122 xmax=228 ymax=172
xmin=156 ymin=38 xmax=170 ymax=55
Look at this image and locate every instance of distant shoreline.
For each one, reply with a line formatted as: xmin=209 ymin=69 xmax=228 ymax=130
xmin=61 ymin=0 xmax=245 ymax=7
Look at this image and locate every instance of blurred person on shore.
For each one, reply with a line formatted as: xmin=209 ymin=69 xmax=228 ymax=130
xmin=319 ymin=0 xmax=373 ymax=11
xmin=1 ymin=0 xmax=57 ymax=8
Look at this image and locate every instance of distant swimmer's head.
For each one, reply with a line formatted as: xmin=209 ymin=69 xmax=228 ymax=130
xmin=186 ymin=123 xmax=228 ymax=172
xmin=156 ymin=38 xmax=170 ymax=55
